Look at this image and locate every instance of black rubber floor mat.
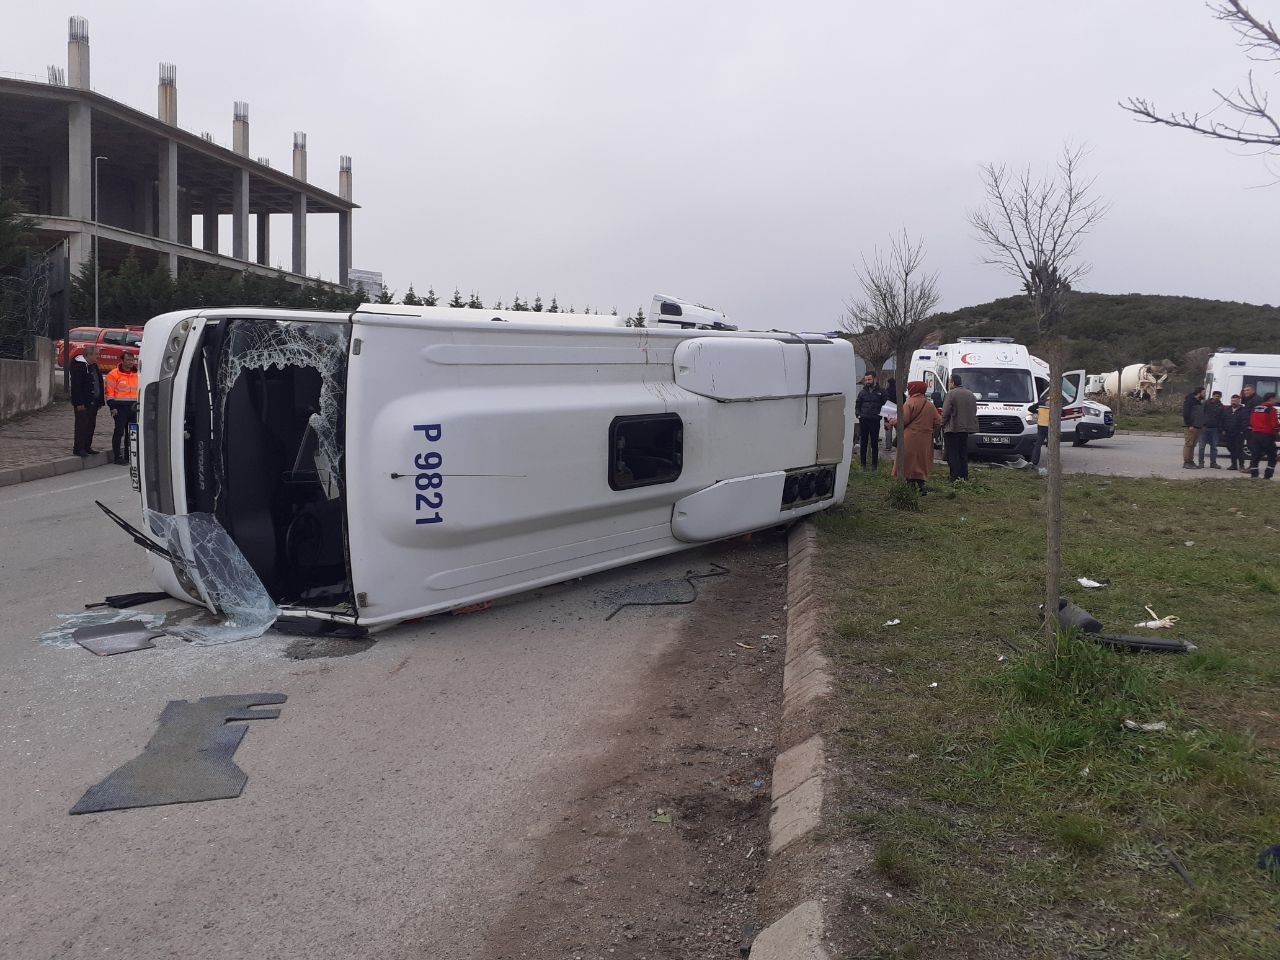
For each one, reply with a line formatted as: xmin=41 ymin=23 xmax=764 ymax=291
xmin=70 ymin=693 xmax=286 ymax=814
xmin=72 ymin=622 xmax=163 ymax=656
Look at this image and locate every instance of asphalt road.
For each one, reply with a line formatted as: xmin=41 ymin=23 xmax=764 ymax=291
xmin=0 ymin=469 xmax=727 ymax=959
xmin=1059 ymin=432 xmax=1254 ymax=480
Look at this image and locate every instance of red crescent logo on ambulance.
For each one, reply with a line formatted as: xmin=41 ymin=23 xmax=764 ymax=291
xmin=960 ymin=352 xmax=979 ymax=364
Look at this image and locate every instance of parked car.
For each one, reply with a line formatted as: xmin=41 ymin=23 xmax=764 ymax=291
xmin=55 ymin=326 xmax=144 ymax=371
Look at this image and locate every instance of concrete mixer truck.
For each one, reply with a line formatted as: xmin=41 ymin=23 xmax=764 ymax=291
xmin=1087 ymin=363 xmax=1168 ymax=401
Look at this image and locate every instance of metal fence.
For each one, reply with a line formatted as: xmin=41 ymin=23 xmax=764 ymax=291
xmin=0 ymin=255 xmax=51 ymax=361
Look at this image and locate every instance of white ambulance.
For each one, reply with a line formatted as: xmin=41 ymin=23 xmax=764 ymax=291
xmin=910 ymin=338 xmax=1039 ymax=458
xmin=126 ymin=297 xmax=855 ymax=631
xmin=1030 ymin=357 xmax=1115 ymax=445
xmin=1203 ymin=351 xmax=1280 ymax=401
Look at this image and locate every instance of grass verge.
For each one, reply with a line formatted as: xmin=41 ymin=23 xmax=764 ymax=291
xmin=816 ymin=463 xmax=1280 ymax=959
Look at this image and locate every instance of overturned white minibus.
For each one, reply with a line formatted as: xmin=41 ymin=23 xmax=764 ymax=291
xmin=129 ymin=297 xmax=854 ymax=630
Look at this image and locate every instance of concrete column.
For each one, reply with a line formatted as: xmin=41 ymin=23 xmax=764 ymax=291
xmin=233 ymin=102 xmax=249 ymax=156
xmin=158 ymin=63 xmax=177 ymax=125
xmin=202 ymin=193 xmax=219 ymax=252
xmin=135 ymin=177 xmax=155 ymax=235
xmin=178 ymin=189 xmax=193 ymax=245
xmin=338 ymin=212 xmax=351 ymax=288
xmin=338 ymin=155 xmax=352 ymax=286
xmin=231 ymin=169 xmax=249 ymax=260
xmin=256 ymin=213 xmax=270 ymax=266
xmin=291 ymin=193 xmax=307 ymax=275
xmin=157 ymin=139 xmax=179 ymax=276
xmin=67 ymin=17 xmax=90 ymax=90
xmin=67 ymin=101 xmax=92 ymax=278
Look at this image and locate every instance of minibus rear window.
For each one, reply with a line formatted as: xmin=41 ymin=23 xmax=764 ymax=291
xmin=609 ymin=414 xmax=683 ymax=490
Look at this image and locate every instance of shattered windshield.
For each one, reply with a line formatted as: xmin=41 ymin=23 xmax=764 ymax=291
xmin=216 ymin=319 xmax=349 ymax=503
xmin=207 ymin=318 xmax=353 ymax=608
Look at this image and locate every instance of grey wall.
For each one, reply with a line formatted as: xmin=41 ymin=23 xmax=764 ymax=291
xmin=0 ymin=337 xmax=55 ymax=421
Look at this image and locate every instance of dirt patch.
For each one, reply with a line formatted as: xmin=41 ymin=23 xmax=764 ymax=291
xmin=479 ymin=533 xmax=788 ymax=959
xmin=282 ymin=635 xmax=376 ymax=660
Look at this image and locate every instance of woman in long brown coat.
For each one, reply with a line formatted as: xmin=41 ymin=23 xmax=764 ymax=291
xmin=893 ymin=380 xmax=942 ymax=495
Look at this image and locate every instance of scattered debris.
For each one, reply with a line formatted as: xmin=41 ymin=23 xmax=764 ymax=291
xmin=927 ymin=682 xmax=939 ymax=689
xmin=1156 ymin=839 xmax=1196 ymax=890
xmin=1135 ymin=605 xmax=1180 ymax=629
xmin=1184 ymin=541 xmax=1195 ymax=547
xmin=651 ymin=812 xmax=673 ymax=824
xmin=759 ymin=634 xmax=779 ymax=641
xmin=1123 ymin=720 xmax=1169 ymax=733
xmin=883 ymin=618 xmax=902 ymax=627
xmin=996 ymin=654 xmax=1008 ymax=662
xmin=70 ymin=693 xmax=286 ymax=814
xmin=1257 ymin=845 xmax=1280 ymax=879
xmin=72 ymin=622 xmax=163 ymax=656
xmin=1095 ymin=634 xmax=1196 ymax=653
xmin=750 ymin=779 xmax=765 ymax=789
xmin=1076 ymin=577 xmax=1108 ymax=589
xmin=83 ymin=590 xmax=171 ymax=610
xmin=735 ymin=642 xmax=755 ymax=650
xmin=603 ymin=563 xmax=730 ymax=621
xmin=38 ymin=609 xmax=167 ymax=651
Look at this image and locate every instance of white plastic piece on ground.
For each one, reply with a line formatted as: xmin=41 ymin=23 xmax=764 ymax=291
xmin=1135 ymin=605 xmax=1179 ymax=630
xmin=883 ymin=618 xmax=901 ymax=626
xmin=1123 ymin=720 xmax=1168 ymax=732
xmin=1077 ymin=577 xmax=1107 ymax=588
xmin=144 ymin=510 xmax=278 ymax=644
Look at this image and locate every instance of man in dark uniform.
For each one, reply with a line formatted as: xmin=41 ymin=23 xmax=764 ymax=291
xmin=854 ymin=372 xmax=888 ymax=470
xmin=69 ymin=344 xmax=105 ymax=457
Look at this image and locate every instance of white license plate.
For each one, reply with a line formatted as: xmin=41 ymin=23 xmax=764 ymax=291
xmin=980 ymin=435 xmax=1012 ymax=444
xmin=128 ymin=422 xmax=140 ymax=491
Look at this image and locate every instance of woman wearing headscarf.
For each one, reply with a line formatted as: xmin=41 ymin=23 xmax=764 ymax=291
xmin=893 ymin=380 xmax=942 ymax=495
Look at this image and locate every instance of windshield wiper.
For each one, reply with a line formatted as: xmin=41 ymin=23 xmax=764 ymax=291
xmin=95 ymin=501 xmax=190 ymax=571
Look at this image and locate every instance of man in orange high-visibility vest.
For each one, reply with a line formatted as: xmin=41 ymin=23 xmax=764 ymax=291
xmin=105 ymin=351 xmax=140 ymax=465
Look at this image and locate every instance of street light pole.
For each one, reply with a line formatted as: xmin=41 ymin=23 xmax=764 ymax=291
xmin=93 ymin=155 xmax=107 ymax=327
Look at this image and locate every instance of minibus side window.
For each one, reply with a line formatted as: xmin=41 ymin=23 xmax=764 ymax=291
xmin=609 ymin=414 xmax=683 ymax=490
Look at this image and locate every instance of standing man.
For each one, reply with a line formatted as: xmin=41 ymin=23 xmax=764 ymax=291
xmin=69 ymin=344 xmax=105 ymax=457
xmin=1248 ymin=392 xmax=1278 ymax=479
xmin=1198 ymin=390 xmax=1224 ymax=469
xmin=854 ymin=372 xmax=888 ymax=470
xmin=1030 ymin=398 xmax=1051 ymax=468
xmin=940 ymin=372 xmax=978 ymax=481
xmin=1222 ymin=394 xmax=1248 ymax=471
xmin=1181 ymin=386 xmax=1205 ymax=469
xmin=105 ymin=350 xmax=139 ymax=465
xmin=1240 ymin=384 xmax=1261 ymax=471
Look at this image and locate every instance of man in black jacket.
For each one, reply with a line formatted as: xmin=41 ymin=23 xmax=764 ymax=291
xmin=1240 ymin=384 xmax=1261 ymax=469
xmin=1181 ymin=387 xmax=1204 ymax=469
xmin=1222 ymin=394 xmax=1249 ymax=471
xmin=69 ymin=345 xmax=105 ymax=457
xmin=854 ymin=373 xmax=887 ymax=469
xmin=1198 ymin=390 xmax=1224 ymax=468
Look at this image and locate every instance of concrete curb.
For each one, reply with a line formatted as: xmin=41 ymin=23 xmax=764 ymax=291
xmin=750 ymin=521 xmax=832 ymax=959
xmin=0 ymin=452 xmax=112 ymax=488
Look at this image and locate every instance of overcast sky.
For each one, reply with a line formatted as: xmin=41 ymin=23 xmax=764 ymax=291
xmin=4 ymin=1 xmax=1278 ymax=330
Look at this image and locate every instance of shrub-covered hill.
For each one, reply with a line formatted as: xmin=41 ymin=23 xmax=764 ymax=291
xmin=927 ymin=292 xmax=1280 ymax=378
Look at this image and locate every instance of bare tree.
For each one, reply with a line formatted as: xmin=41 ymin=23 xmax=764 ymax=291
xmin=843 ymin=324 xmax=894 ymax=380
xmin=844 ymin=230 xmax=940 ymax=405
xmin=1122 ymin=1 xmax=1280 ymax=162
xmin=969 ymin=146 xmax=1108 ymax=638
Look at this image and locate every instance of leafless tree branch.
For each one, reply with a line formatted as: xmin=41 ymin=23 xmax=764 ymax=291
xmin=843 ymin=229 xmax=940 ymax=402
xmin=968 ymin=145 xmax=1107 ymax=643
xmin=1121 ymin=1 xmax=1280 ymax=153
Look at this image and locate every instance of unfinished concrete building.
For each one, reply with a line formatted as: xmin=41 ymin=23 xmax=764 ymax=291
xmin=0 ymin=16 xmax=357 ymax=328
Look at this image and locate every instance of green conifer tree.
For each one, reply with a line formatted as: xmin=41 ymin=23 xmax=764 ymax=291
xmin=448 ymin=288 xmax=465 ymax=308
xmin=402 ymin=284 xmax=423 ymax=306
xmin=424 ymin=286 xmax=439 ymax=306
